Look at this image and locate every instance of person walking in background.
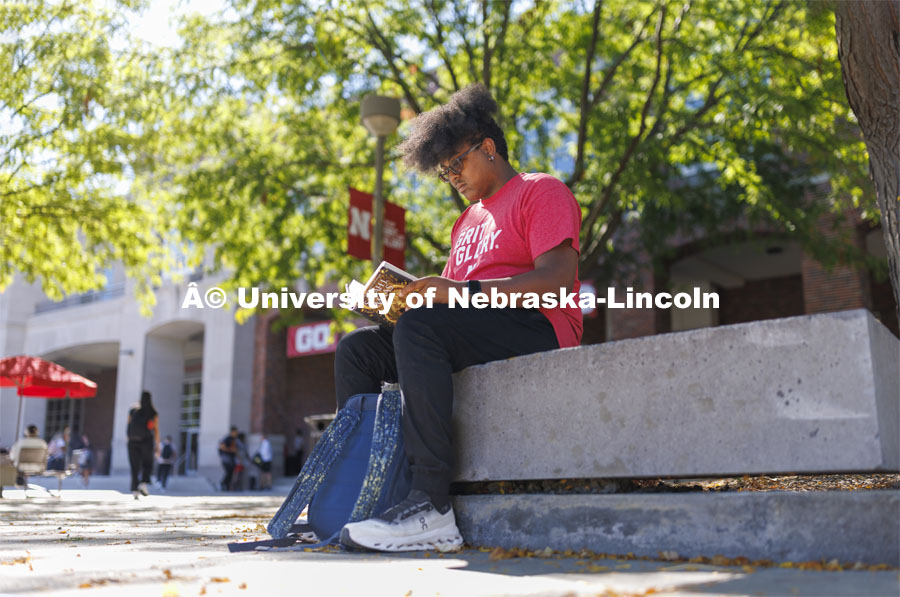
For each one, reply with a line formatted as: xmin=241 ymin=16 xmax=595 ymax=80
xmin=77 ymin=434 xmax=94 ymax=487
xmin=257 ymin=432 xmax=273 ymax=490
xmin=217 ymin=426 xmax=239 ymax=491
xmin=286 ymin=427 xmax=304 ymax=475
xmin=234 ymin=431 xmax=250 ymax=491
xmin=127 ymin=391 xmax=159 ymax=499
xmin=156 ymin=435 xmax=176 ymax=491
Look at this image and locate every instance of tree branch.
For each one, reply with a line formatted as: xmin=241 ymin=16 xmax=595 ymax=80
xmin=566 ymin=2 xmax=657 ymax=187
xmin=453 ymin=0 xmax=480 ymax=83
xmin=568 ymin=0 xmax=603 ymax=188
xmin=363 ymin=8 xmax=424 ymax=114
xmin=582 ymin=4 xmax=668 ymax=250
xmin=426 ymin=0 xmax=461 ymax=92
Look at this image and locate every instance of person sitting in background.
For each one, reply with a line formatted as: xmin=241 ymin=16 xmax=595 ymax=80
xmin=11 ymin=425 xmax=48 ymax=486
xmin=46 ymin=425 xmax=69 ymax=471
xmin=11 ymin=425 xmax=48 ymax=463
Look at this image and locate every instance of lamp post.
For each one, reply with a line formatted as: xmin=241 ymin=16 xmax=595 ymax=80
xmin=360 ymin=94 xmax=401 ymax=264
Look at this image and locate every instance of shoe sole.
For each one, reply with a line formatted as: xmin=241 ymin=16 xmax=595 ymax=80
xmin=339 ymin=527 xmax=463 ymax=553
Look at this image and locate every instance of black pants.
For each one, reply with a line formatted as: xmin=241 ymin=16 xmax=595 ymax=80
xmin=334 ymin=304 xmax=558 ymax=505
xmin=157 ymin=463 xmax=172 ymax=488
xmin=128 ymin=441 xmax=154 ymax=491
xmin=220 ymin=457 xmax=236 ymax=490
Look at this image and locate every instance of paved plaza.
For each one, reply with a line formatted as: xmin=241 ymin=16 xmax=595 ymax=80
xmin=0 ymin=476 xmax=897 ymax=597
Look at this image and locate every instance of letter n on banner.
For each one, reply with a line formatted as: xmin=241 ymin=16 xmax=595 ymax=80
xmin=347 ymin=188 xmax=372 ymax=261
xmin=347 ymin=187 xmax=406 ymax=269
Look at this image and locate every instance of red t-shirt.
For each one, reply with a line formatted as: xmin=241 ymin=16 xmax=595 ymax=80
xmin=441 ymin=173 xmax=583 ymax=348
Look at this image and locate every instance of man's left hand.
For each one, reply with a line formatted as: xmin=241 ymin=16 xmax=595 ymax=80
xmin=400 ymin=276 xmax=464 ymax=304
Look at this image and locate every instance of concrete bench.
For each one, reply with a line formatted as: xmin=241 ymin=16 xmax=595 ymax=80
xmin=450 ymin=309 xmax=899 ymax=481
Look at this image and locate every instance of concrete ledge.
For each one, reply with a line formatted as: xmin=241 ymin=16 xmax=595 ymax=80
xmin=452 ymin=490 xmax=900 ymax=566
xmin=451 ymin=309 xmax=900 ymax=481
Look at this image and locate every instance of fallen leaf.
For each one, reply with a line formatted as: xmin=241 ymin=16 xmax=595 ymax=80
xmin=238 ymin=583 xmax=247 ymax=590
xmin=209 ymin=577 xmax=229 ymax=583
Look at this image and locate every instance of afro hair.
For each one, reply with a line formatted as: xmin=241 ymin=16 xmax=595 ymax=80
xmin=398 ymin=83 xmax=509 ymax=173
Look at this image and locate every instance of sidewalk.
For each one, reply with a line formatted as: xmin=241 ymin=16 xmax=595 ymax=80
xmin=1 ymin=478 xmax=898 ymax=597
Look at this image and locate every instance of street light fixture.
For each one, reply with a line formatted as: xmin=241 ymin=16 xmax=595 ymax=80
xmin=361 ymin=94 xmax=401 ymax=264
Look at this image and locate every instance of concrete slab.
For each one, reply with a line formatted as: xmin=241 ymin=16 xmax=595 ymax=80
xmin=2 ymin=491 xmax=898 ymax=597
xmin=453 ymin=490 xmax=900 ymax=566
xmin=451 ymin=309 xmax=900 ymax=481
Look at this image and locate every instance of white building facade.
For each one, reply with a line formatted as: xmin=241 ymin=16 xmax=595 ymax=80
xmin=0 ymin=272 xmax=256 ymax=485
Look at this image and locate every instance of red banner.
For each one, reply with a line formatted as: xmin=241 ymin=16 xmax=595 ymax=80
xmin=347 ymin=187 xmax=406 ymax=269
xmin=347 ymin=188 xmax=372 ymax=262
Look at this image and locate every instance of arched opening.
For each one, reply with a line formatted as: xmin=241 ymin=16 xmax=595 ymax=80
xmin=40 ymin=342 xmax=120 ymax=474
xmin=144 ymin=321 xmax=204 ymax=476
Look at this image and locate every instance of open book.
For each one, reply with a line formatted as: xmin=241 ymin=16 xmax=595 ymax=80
xmin=345 ymin=261 xmax=417 ymax=326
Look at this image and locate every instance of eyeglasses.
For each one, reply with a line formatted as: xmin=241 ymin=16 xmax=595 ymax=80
xmin=437 ymin=141 xmax=483 ymax=183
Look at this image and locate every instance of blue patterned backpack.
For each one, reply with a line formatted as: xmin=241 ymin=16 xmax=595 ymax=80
xmin=228 ymin=387 xmax=411 ymax=552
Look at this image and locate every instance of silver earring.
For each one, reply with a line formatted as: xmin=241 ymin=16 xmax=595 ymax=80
xmin=488 ymin=155 xmax=494 ymax=161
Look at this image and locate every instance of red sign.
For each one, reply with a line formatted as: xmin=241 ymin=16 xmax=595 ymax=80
xmin=347 ymin=187 xmax=406 ymax=269
xmin=287 ymin=321 xmax=338 ymax=357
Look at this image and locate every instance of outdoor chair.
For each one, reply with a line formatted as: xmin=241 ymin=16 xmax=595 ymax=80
xmin=0 ymin=453 xmax=16 ymax=498
xmin=13 ymin=444 xmax=71 ymax=497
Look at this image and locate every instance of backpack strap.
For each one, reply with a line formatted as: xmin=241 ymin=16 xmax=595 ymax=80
xmin=228 ymin=537 xmax=299 ymax=552
xmin=266 ymin=405 xmax=362 ymax=539
xmin=347 ymin=388 xmax=404 ymax=523
xmin=227 ymin=522 xmax=316 ymax=552
xmin=257 ymin=529 xmax=342 ymax=552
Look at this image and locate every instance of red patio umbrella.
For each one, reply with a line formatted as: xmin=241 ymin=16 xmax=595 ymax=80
xmin=0 ymin=355 xmax=98 ymax=445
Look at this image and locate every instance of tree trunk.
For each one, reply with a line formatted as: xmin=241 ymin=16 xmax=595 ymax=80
xmin=834 ymin=1 xmax=900 ymax=325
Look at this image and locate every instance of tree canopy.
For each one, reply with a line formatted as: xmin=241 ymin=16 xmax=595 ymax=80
xmin=0 ymin=0 xmax=169 ymax=309
xmin=1 ymin=0 xmax=882 ymax=316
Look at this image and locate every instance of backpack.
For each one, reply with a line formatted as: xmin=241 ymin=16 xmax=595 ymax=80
xmin=127 ymin=408 xmax=153 ymax=442
xmin=161 ymin=443 xmax=173 ymax=461
xmin=227 ymin=388 xmax=411 ymax=552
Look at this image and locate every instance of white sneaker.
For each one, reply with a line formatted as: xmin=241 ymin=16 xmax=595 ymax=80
xmin=138 ymin=483 xmax=150 ymax=496
xmin=340 ymin=490 xmax=463 ymax=553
